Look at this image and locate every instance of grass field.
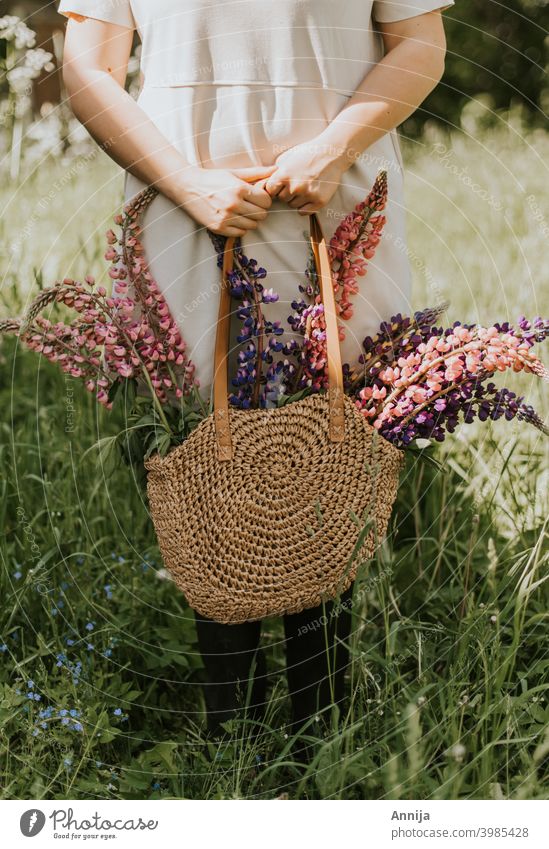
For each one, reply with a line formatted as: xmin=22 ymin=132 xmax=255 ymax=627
xmin=0 ymin=125 xmax=548 ymax=800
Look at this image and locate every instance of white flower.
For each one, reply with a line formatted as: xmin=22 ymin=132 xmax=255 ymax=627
xmin=6 ymin=65 xmax=34 ymax=94
xmin=449 ymin=743 xmax=466 ymax=763
xmin=0 ymin=16 xmax=36 ymax=49
xmin=24 ymin=48 xmax=55 ymax=74
xmin=24 ymin=114 xmax=64 ymax=160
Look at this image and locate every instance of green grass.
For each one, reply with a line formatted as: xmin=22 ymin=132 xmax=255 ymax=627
xmin=0 ymin=125 xmax=548 ymax=799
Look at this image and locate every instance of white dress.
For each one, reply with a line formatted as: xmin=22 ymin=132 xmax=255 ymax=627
xmin=59 ymin=0 xmax=454 ymax=403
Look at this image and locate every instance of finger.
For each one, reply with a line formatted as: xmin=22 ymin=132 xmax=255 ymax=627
xmin=221 ymin=226 xmax=248 ymax=237
xmin=232 ymin=164 xmax=277 ymax=182
xmin=225 ymin=213 xmax=262 ymax=231
xmin=235 ymin=199 xmax=270 ymax=218
xmin=289 ymin=195 xmax=309 ymax=209
xmin=264 ymin=177 xmax=285 ymax=197
xmin=275 ymin=186 xmax=296 ymax=202
xmin=243 ymin=185 xmax=274 ymax=210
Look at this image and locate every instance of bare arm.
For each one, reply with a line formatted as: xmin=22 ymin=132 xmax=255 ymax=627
xmin=62 ymin=16 xmax=274 ymax=236
xmin=318 ymin=11 xmax=448 ymax=162
xmin=265 ymin=11 xmax=448 ymax=212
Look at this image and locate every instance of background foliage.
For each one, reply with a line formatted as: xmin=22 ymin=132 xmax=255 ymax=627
xmin=410 ymin=0 xmax=549 ymax=134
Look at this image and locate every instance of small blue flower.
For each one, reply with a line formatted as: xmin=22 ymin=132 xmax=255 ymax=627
xmin=32 ymin=728 xmax=40 ymax=737
xmin=27 ymin=680 xmax=34 ymax=689
xmin=63 ymin=757 xmax=72 ymax=767
xmin=117 ymin=556 xmax=125 ymax=564
xmin=69 ymin=709 xmax=79 ymax=717
xmin=59 ymin=709 xmax=68 ymax=716
xmin=40 ymin=721 xmax=47 ymax=729
xmin=87 ymin=644 xmax=94 ymax=651
xmin=13 ymin=570 xmax=22 ymax=580
xmin=73 ymin=722 xmax=83 ymax=732
xmin=0 ymin=644 xmax=7 ymax=653
xmin=103 ymin=649 xmax=112 ymax=658
xmin=85 ymin=622 xmax=94 ymax=632
xmin=104 ymin=585 xmax=113 ymax=599
xmin=33 ymin=693 xmax=41 ymax=701
xmin=76 ymin=556 xmax=84 ymax=565
xmin=95 ymin=761 xmax=103 ymax=768
xmin=27 ymin=693 xmax=35 ymax=700
xmin=113 ymin=708 xmax=122 ymax=716
xmin=151 ymin=781 xmax=161 ymax=790
xmin=66 ymin=638 xmax=74 ymax=646
xmin=61 ymin=717 xmax=69 ymax=725
xmin=51 ymin=608 xmax=58 ymax=616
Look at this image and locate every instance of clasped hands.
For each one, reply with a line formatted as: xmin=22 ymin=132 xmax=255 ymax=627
xmin=184 ymin=138 xmax=351 ymax=238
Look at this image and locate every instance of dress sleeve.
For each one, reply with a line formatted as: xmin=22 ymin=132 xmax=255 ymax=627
xmin=372 ymin=0 xmax=454 ymax=23
xmin=58 ymin=1 xmax=135 ymax=28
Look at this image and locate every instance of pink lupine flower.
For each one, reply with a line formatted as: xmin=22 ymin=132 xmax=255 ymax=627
xmin=328 ymin=171 xmax=388 ymax=332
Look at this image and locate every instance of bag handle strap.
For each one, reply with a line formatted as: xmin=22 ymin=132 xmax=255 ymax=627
xmin=214 ymin=210 xmax=345 ymax=461
xmin=119 ymin=183 xmax=346 ymax=461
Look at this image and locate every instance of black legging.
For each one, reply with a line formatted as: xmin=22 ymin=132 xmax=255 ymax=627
xmin=194 ymin=583 xmax=355 ymax=742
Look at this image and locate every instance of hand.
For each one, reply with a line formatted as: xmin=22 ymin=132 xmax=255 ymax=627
xmin=264 ymin=140 xmax=348 ymax=214
xmin=179 ymin=165 xmax=276 ymax=237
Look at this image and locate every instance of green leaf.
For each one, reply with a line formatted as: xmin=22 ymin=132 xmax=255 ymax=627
xmin=276 ymin=388 xmax=314 ymax=407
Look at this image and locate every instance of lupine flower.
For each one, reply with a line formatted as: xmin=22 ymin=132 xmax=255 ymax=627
xmin=328 ymin=170 xmax=388 ymax=328
xmin=1 ymin=189 xmax=199 ymax=414
xmin=1 ymin=175 xmax=546 ymax=455
xmin=352 ymin=315 xmax=548 ymax=447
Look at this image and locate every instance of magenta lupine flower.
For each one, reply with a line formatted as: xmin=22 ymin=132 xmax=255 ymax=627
xmin=328 ymin=170 xmax=388 ymax=327
xmin=288 ymin=170 xmax=388 ymax=391
xmin=5 ymin=193 xmax=199 ymax=413
xmin=352 ymin=316 xmax=548 ymax=446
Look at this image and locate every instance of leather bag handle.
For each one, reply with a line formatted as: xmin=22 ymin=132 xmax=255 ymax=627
xmin=213 ymin=206 xmax=345 ymax=461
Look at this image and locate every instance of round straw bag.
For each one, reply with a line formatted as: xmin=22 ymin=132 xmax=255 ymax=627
xmin=144 ymin=211 xmax=404 ymax=624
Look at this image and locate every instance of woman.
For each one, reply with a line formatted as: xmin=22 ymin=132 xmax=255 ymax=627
xmin=59 ymin=0 xmax=452 ymax=751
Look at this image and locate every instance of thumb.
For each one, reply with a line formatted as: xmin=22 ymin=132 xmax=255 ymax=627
xmin=232 ymin=164 xmax=277 ymax=183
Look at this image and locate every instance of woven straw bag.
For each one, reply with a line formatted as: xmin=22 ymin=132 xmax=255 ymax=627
xmin=144 ymin=208 xmax=405 ymax=624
